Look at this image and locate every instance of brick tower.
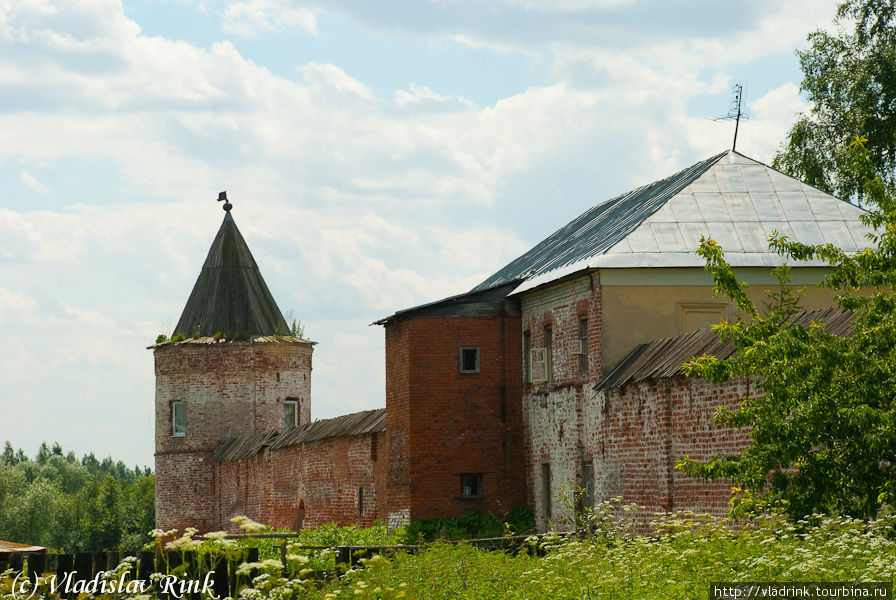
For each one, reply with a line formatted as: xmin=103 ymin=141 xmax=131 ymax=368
xmin=152 ymin=195 xmax=313 ymax=532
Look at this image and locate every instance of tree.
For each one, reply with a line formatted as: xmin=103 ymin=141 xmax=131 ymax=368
xmin=773 ymin=0 xmax=896 ymax=202
xmin=679 ymin=138 xmax=896 ymax=520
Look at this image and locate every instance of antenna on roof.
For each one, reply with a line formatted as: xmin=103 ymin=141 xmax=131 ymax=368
xmin=713 ymin=83 xmax=749 ymax=152
xmin=218 ymin=191 xmax=233 ymax=212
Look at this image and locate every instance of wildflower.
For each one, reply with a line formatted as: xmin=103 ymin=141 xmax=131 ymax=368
xmin=231 ymin=515 xmax=267 ymax=533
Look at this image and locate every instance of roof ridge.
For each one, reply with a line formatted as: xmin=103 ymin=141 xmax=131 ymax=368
xmin=471 ymin=150 xmax=729 ymax=291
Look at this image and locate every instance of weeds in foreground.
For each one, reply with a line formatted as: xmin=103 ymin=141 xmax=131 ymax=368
xmin=1 ymin=510 xmax=894 ymax=599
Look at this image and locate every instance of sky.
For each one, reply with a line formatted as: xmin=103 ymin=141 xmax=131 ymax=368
xmin=0 ymin=0 xmax=843 ymax=467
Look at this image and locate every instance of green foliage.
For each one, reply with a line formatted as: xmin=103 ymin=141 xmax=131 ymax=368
xmin=0 ymin=441 xmax=154 ymax=551
xmin=290 ymin=319 xmax=305 ymax=338
xmin=405 ymin=507 xmax=535 ymax=543
xmin=3 ymin=515 xmax=895 ymax=599
xmin=155 ymin=333 xmax=169 ymax=344
xmin=302 ymin=513 xmax=896 ymax=600
xmin=679 ymin=138 xmax=896 ymax=520
xmin=773 ymin=0 xmax=896 ymax=202
xmin=281 ymin=310 xmax=307 ymax=339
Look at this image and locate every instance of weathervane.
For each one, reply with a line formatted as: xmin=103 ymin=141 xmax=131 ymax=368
xmin=218 ymin=191 xmax=232 ymax=212
xmin=714 ymin=83 xmax=749 ymax=151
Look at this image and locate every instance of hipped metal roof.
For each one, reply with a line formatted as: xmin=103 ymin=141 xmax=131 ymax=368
xmin=173 ymin=211 xmax=289 ymax=337
xmin=474 ymin=150 xmax=875 ymax=295
xmin=595 ymin=307 xmax=855 ymax=391
xmin=212 ymin=408 xmax=386 ymax=461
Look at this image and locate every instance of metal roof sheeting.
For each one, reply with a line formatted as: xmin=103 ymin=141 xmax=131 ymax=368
xmin=213 ymin=409 xmax=386 ymax=461
xmin=475 ymin=151 xmax=876 ymax=295
xmin=473 ymin=152 xmax=727 ymax=291
xmin=595 ymin=307 xmax=855 ymax=391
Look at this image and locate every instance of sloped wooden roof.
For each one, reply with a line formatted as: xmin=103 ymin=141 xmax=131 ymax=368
xmin=213 ymin=408 xmax=386 ymax=461
xmin=173 ymin=211 xmax=289 ymax=337
xmin=595 ymin=307 xmax=855 ymax=391
xmin=0 ymin=540 xmax=46 ymax=553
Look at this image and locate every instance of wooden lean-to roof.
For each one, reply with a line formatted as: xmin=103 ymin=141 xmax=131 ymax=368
xmin=173 ymin=211 xmax=289 ymax=337
xmin=212 ymin=409 xmax=386 ymax=461
xmin=595 ymin=307 xmax=855 ymax=391
xmin=0 ymin=540 xmax=46 ymax=553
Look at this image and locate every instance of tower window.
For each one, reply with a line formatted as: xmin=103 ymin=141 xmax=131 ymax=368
xmin=460 ymin=473 xmax=482 ymax=499
xmin=459 ymin=347 xmax=480 ymax=373
xmin=284 ymin=399 xmax=298 ymax=429
xmin=544 ymin=325 xmax=553 ymax=382
xmin=172 ymin=402 xmax=186 ymax=437
xmin=542 ymin=463 xmax=552 ymax=519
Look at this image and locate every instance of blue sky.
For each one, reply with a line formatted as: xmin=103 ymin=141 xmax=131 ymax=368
xmin=0 ymin=0 xmax=841 ymax=467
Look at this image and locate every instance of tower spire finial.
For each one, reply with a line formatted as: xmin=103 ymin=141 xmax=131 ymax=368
xmin=218 ymin=191 xmax=232 ymax=212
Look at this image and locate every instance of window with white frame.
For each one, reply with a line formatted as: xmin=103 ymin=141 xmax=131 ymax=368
xmin=172 ymin=402 xmax=186 ymax=437
xmin=284 ymin=399 xmax=298 ymax=429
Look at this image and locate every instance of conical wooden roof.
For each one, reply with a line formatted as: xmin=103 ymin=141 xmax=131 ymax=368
xmin=173 ymin=211 xmax=288 ymax=337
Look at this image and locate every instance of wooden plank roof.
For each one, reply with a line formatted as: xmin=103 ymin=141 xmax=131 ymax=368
xmin=213 ymin=408 xmax=386 ymax=461
xmin=0 ymin=540 xmax=46 ymax=553
xmin=173 ymin=211 xmax=289 ymax=337
xmin=595 ymin=307 xmax=855 ymax=391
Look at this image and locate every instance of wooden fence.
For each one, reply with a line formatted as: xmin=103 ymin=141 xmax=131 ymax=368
xmin=0 ymin=532 xmax=560 ymax=597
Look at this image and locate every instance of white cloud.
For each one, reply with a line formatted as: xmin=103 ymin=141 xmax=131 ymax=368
xmin=221 ymin=0 xmax=317 ymax=36
xmin=19 ymin=170 xmax=48 ymax=193
xmin=0 ymin=0 xmax=847 ymax=465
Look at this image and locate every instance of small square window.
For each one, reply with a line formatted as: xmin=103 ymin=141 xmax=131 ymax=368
xmin=172 ymin=402 xmax=186 ymax=437
xmin=459 ymin=347 xmax=480 ymax=373
xmin=284 ymin=399 xmax=298 ymax=429
xmin=460 ymin=473 xmax=482 ymax=499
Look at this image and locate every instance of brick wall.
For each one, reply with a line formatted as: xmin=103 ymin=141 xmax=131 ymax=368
xmin=384 ymin=313 xmax=526 ymax=523
xmin=520 ymin=272 xmax=752 ymax=530
xmin=521 ymin=272 xmax=603 ymax=530
xmin=527 ymin=374 xmax=753 ymax=529
xmin=153 ymin=339 xmax=313 ymax=532
xmin=215 ymin=430 xmax=387 ymax=531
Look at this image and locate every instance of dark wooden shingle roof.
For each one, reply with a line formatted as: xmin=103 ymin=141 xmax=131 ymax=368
xmin=174 ymin=212 xmax=289 ymax=337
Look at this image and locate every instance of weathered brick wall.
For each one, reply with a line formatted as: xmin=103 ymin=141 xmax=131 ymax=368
xmin=521 ymin=272 xmax=603 ymax=530
xmin=153 ymin=340 xmax=312 ymax=532
xmin=520 ymin=272 xmax=753 ymax=530
xmin=667 ymin=376 xmax=755 ymax=514
xmin=215 ymin=431 xmax=387 ymax=531
xmin=384 ymin=313 xmax=526 ymax=523
xmin=529 ymin=374 xmax=753 ymax=530
xmin=384 ymin=322 xmax=411 ymax=528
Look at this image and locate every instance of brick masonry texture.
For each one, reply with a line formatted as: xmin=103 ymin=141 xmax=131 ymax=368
xmin=384 ymin=313 xmax=526 ymax=523
xmin=215 ymin=431 xmax=387 ymax=530
xmin=154 ymin=340 xmax=313 ymax=532
xmin=522 ymin=272 xmax=752 ymax=530
xmin=154 ymin=270 xmax=780 ymax=535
